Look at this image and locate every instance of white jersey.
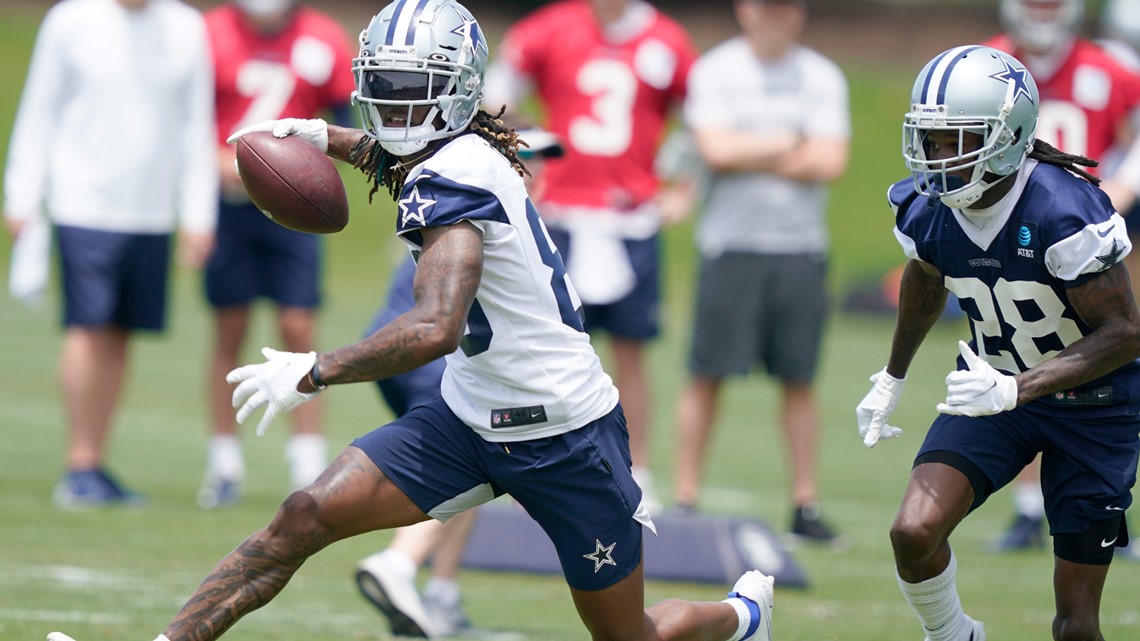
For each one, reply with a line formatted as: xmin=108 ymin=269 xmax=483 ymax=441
xmin=395 ymin=134 xmax=619 ymax=441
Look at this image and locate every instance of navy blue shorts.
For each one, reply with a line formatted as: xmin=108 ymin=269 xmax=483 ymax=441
xmin=205 ymin=199 xmax=320 ymax=308
xmin=916 ymin=405 xmax=1140 ymax=536
xmin=364 ymin=258 xmax=445 ymax=415
xmin=546 ymin=227 xmax=660 ymax=340
xmin=351 ymin=398 xmax=645 ymax=590
xmin=56 ymin=225 xmax=171 ymax=330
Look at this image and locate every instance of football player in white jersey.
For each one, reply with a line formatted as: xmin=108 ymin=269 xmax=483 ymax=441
xmin=45 ymin=2 xmax=775 ymax=641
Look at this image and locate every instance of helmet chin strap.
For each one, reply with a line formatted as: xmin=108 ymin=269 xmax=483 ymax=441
xmin=379 ymin=138 xmax=430 ymax=156
xmin=940 ymin=176 xmax=997 ymax=210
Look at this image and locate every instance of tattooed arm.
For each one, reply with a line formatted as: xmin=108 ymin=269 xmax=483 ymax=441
xmin=297 ymin=221 xmax=484 ymax=393
xmin=1012 ymin=263 xmax=1140 ymax=404
xmin=885 ymin=259 xmax=949 ymax=380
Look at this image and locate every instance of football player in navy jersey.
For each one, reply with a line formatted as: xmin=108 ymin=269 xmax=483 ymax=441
xmin=45 ymin=2 xmax=776 ymax=641
xmin=857 ymin=45 xmax=1140 ymax=641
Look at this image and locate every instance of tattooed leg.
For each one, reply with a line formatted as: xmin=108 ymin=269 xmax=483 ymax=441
xmin=164 ymin=447 xmax=428 ymax=641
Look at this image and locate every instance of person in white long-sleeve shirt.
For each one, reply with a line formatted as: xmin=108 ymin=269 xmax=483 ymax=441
xmin=3 ymin=0 xmax=218 ymax=509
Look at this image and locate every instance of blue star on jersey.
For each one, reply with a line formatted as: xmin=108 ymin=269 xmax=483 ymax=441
xmin=583 ymin=539 xmax=617 ymax=573
xmin=989 ymin=58 xmax=1034 ymax=105
xmin=399 ymin=186 xmax=436 ymax=227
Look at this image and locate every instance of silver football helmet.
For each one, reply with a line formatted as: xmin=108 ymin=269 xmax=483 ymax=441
xmin=352 ymin=0 xmax=488 ymax=156
xmin=903 ymin=46 xmax=1039 ymax=209
xmin=1000 ymin=0 xmax=1083 ymax=53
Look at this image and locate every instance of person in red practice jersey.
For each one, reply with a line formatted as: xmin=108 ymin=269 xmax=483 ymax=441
xmin=198 ymin=0 xmax=356 ymax=509
xmin=983 ymin=0 xmax=1140 ymax=553
xmin=483 ymin=0 xmax=697 ymax=510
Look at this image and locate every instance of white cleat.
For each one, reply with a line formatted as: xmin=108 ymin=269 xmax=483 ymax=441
xmin=728 ymin=570 xmax=775 ymax=641
xmin=47 ymin=632 xmax=78 ymax=641
xmin=355 ymin=553 xmax=438 ymax=638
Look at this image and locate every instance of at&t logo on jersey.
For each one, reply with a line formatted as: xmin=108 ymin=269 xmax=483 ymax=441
xmin=1015 ymin=222 xmax=1037 ymax=259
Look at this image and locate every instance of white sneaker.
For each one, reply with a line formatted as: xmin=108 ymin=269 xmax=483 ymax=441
xmin=423 ymin=591 xmax=472 ymax=637
xmin=355 ymin=554 xmax=438 ymax=638
xmin=727 ymin=570 xmax=774 ymax=641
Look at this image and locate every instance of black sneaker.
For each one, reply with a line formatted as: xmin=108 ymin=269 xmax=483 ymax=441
xmin=989 ymin=513 xmax=1045 ymax=552
xmin=789 ymin=502 xmax=844 ymax=547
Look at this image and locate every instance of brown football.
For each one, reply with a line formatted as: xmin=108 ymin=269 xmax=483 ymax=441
xmin=235 ymin=131 xmax=349 ymax=234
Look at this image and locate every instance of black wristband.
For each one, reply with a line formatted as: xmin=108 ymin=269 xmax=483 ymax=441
xmin=309 ymin=362 xmax=328 ymax=390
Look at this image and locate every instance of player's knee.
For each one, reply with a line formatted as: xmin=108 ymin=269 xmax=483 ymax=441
xmin=890 ymin=515 xmax=941 ymax=562
xmin=264 ymin=490 xmax=330 ymax=559
xmin=1053 ymin=612 xmax=1101 ymax=641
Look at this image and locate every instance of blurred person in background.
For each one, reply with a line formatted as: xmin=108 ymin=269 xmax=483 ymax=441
xmin=3 ymin=0 xmax=217 ymax=509
xmin=862 ymin=43 xmax=1140 ymax=641
xmin=197 ymin=0 xmax=356 ymax=509
xmin=984 ymin=0 xmax=1140 ymax=552
xmin=353 ymin=128 xmax=565 ymax=639
xmin=482 ymin=0 xmax=698 ymax=509
xmin=671 ymin=0 xmax=850 ymax=546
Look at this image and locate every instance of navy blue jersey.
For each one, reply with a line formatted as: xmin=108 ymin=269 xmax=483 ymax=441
xmin=890 ymin=160 xmax=1140 ymax=417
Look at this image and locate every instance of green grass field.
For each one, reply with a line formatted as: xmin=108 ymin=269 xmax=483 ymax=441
xmin=1 ymin=4 xmax=1138 ymax=641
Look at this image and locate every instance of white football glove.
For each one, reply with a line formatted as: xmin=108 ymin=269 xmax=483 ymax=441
xmin=227 ymin=347 xmax=321 ymax=436
xmin=937 ymin=340 xmax=1018 ymax=417
xmin=856 ymin=368 xmax=906 ymax=448
xmin=227 ymin=118 xmax=329 ymax=153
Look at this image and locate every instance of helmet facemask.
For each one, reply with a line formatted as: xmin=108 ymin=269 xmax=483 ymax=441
xmin=904 ymin=110 xmax=1021 ymax=209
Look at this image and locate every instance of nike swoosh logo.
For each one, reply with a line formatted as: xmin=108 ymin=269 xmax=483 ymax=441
xmin=1098 ymin=225 xmax=1116 ymax=238
xmin=1106 ymin=506 xmax=1125 ymax=511
xmin=1102 ymin=537 xmax=1119 ymax=547
xmin=530 ymin=411 xmax=542 ymax=418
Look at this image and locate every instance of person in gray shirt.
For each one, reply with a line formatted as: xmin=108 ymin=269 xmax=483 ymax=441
xmin=672 ymin=0 xmax=850 ymax=544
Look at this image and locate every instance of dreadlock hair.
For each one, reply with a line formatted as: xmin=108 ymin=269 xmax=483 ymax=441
xmin=1027 ymin=138 xmax=1100 ymax=186
xmin=349 ymin=105 xmax=532 ymax=202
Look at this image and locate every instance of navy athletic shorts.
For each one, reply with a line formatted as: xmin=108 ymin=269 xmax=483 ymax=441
xmin=916 ymin=404 xmax=1140 ymax=537
xmin=56 ymin=224 xmax=171 ymax=330
xmin=546 ymin=227 xmax=660 ymax=340
xmin=205 ymin=199 xmax=320 ymax=308
xmin=351 ymin=397 xmax=646 ymax=590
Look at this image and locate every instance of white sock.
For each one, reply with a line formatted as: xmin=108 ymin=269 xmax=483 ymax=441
xmin=1014 ymin=483 xmax=1045 ymax=519
xmin=721 ymin=596 xmax=753 ymax=641
xmin=424 ymin=576 xmax=461 ymax=605
xmin=285 ymin=434 xmax=327 ymax=490
xmin=897 ymin=552 xmax=973 ymax=641
xmin=207 ymin=435 xmax=244 ymax=481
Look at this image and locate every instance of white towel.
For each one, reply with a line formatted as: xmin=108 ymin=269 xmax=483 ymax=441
xmin=8 ymin=215 xmax=51 ymax=309
xmin=566 ymin=222 xmax=636 ymax=305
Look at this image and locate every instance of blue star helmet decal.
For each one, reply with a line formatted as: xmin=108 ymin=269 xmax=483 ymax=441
xmin=989 ymin=58 xmax=1035 ymax=106
xmin=398 ymin=186 xmax=437 ymax=227
xmin=452 ymin=16 xmax=485 ymax=57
